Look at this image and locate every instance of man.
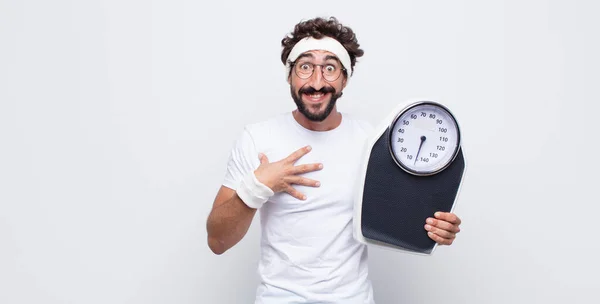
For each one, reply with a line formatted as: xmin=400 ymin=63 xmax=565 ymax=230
xmin=206 ymin=16 xmax=462 ymax=303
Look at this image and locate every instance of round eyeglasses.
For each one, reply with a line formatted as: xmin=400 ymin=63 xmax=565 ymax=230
xmin=293 ymin=62 xmax=346 ymax=82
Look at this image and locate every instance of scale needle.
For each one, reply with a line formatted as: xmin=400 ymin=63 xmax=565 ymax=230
xmin=414 ymin=136 xmax=426 ymax=165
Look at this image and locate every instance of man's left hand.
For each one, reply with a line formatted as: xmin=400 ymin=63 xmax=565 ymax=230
xmin=425 ymin=212 xmax=461 ymax=245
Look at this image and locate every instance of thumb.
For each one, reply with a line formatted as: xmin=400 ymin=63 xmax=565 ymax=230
xmin=258 ymin=153 xmax=269 ymax=164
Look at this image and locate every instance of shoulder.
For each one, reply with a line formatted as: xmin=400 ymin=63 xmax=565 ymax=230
xmin=242 ymin=112 xmax=290 ymax=137
xmin=233 ymin=112 xmax=293 ymax=149
xmin=341 ymin=112 xmax=375 ymax=135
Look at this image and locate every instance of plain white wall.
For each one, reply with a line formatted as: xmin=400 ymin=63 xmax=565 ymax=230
xmin=1 ymin=0 xmax=598 ymax=303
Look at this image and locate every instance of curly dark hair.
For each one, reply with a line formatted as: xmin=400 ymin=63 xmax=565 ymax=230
xmin=281 ymin=17 xmax=364 ymax=77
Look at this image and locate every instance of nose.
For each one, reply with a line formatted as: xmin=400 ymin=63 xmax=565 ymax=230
xmin=306 ymin=65 xmax=325 ymax=90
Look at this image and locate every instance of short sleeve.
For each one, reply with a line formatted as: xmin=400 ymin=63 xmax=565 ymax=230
xmin=222 ymin=128 xmax=261 ymax=191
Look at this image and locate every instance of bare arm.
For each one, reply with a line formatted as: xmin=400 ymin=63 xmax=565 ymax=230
xmin=206 ymin=186 xmax=257 ymax=255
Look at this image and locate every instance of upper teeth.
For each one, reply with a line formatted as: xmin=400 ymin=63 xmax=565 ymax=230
xmin=309 ymin=93 xmax=323 ymax=98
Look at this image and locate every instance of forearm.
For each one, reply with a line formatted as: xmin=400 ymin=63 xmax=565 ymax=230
xmin=206 ymin=192 xmax=257 ymax=255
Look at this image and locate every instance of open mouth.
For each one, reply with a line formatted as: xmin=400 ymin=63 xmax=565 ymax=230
xmin=303 ymin=92 xmax=330 ymax=103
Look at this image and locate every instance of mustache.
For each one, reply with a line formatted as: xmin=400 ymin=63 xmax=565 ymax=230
xmin=298 ymin=86 xmax=336 ymax=95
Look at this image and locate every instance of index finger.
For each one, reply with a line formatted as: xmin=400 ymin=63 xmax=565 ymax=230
xmin=434 ymin=212 xmax=461 ymax=225
xmin=284 ymin=145 xmax=312 ymax=164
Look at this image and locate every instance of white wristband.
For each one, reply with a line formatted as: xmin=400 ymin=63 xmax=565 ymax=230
xmin=236 ymin=172 xmax=274 ymax=209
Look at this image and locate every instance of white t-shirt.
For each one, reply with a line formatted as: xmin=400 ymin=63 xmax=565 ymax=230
xmin=222 ymin=111 xmax=375 ymax=304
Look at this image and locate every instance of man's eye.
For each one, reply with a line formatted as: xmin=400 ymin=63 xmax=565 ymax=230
xmin=325 ymin=65 xmax=336 ymax=72
xmin=300 ymin=64 xmax=311 ymax=70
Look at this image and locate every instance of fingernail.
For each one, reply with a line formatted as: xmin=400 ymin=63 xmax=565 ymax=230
xmin=319 ymin=164 xmax=323 ymax=169
xmin=426 ymin=218 xmax=434 ymax=224
xmin=424 ymin=224 xmax=431 ymax=230
xmin=302 ymin=195 xmax=307 ymax=200
xmin=306 ymin=146 xmax=312 ymax=151
xmin=428 ymin=232 xmax=434 ymax=236
xmin=315 ymin=182 xmax=321 ymax=187
xmin=435 ymin=212 xmax=441 ymax=217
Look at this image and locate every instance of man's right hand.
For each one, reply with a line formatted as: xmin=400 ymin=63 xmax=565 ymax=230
xmin=254 ymin=145 xmax=323 ymax=200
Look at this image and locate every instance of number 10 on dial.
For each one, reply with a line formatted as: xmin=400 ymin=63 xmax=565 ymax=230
xmin=389 ymin=101 xmax=461 ymax=176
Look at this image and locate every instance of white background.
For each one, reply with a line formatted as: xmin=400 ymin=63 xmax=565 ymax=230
xmin=1 ymin=0 xmax=599 ymax=303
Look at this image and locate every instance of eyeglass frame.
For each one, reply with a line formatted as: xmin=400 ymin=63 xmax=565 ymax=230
xmin=289 ymin=60 xmax=347 ymax=82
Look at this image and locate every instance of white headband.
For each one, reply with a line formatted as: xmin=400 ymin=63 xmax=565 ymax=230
xmin=285 ymin=36 xmax=352 ymax=80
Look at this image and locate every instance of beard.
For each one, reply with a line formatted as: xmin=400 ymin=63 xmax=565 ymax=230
xmin=290 ymin=85 xmax=343 ymax=122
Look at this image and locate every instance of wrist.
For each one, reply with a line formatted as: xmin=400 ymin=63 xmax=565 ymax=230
xmin=236 ymin=171 xmax=274 ymax=209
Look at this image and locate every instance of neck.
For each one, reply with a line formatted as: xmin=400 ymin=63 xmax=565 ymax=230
xmin=292 ymin=107 xmax=342 ymax=131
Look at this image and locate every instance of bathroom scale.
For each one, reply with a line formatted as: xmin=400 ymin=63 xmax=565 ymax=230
xmin=353 ymin=100 xmax=467 ymax=255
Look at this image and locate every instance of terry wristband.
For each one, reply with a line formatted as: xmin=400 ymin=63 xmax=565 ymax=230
xmin=236 ymin=172 xmax=274 ymax=209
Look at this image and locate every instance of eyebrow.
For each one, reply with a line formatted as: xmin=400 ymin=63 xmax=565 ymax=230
xmin=324 ymin=55 xmax=341 ymax=64
xmin=295 ymin=54 xmax=342 ymax=65
xmin=295 ymin=53 xmax=315 ymax=61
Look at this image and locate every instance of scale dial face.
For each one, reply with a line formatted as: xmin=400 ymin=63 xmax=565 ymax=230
xmin=389 ymin=102 xmax=461 ymax=176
